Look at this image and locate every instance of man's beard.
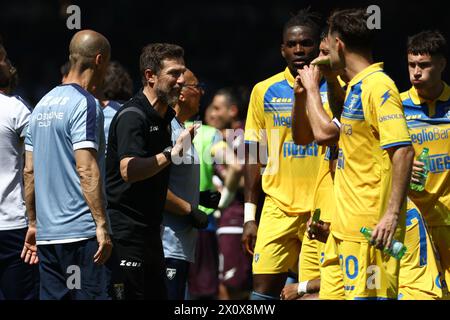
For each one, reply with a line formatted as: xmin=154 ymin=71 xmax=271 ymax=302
xmin=156 ymin=86 xmax=180 ymax=107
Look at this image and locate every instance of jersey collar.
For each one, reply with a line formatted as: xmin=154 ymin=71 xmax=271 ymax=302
xmin=284 ymin=67 xmax=296 ymax=88
xmin=407 ymin=82 xmax=450 ymax=105
xmin=348 ymin=62 xmax=384 ymax=87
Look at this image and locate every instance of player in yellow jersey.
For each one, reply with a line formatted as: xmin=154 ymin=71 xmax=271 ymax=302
xmin=399 ymin=30 xmax=450 ymax=299
xmin=281 ymin=31 xmax=346 ymax=300
xmin=325 ymin=8 xmax=415 ymax=299
xmin=242 ymin=8 xmax=322 ymax=300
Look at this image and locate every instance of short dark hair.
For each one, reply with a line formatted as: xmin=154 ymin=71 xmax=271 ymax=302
xmin=283 ymin=7 xmax=322 ymax=40
xmin=328 ymin=8 xmax=375 ymax=52
xmin=215 ymin=87 xmax=248 ymax=121
xmin=103 ymin=61 xmax=133 ymax=102
xmin=407 ymin=30 xmax=447 ymax=58
xmin=320 ymin=25 xmax=329 ymax=42
xmin=139 ymin=43 xmax=184 ymax=85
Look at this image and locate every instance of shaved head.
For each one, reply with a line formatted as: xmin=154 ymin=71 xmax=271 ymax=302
xmin=183 ymin=69 xmax=196 ymax=84
xmin=69 ymin=29 xmax=110 ymax=72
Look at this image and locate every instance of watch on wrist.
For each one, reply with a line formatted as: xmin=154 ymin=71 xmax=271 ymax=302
xmin=163 ymin=146 xmax=173 ymax=162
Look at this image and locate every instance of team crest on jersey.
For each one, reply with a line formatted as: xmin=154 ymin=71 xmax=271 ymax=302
xmin=254 ymin=253 xmax=260 ymax=263
xmin=166 ymin=268 xmax=177 ymax=280
xmin=347 ymin=94 xmax=359 ymax=111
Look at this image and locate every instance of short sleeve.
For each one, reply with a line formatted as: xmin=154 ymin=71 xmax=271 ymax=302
xmin=12 ymin=97 xmax=32 ymax=139
xmin=70 ymin=97 xmax=104 ymax=151
xmin=115 ymin=110 xmax=148 ymax=160
xmin=244 ymin=84 xmax=265 ymax=144
xmin=366 ymin=80 xmax=411 ymax=149
xmin=25 ymin=121 xmax=33 ymax=152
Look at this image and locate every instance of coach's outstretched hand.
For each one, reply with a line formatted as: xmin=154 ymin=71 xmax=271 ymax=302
xmin=172 ymin=124 xmax=200 ymax=161
xmin=199 ymin=190 xmax=221 ymax=209
xmin=242 ymin=221 xmax=258 ymax=255
xmin=189 ymin=207 xmax=209 ymax=229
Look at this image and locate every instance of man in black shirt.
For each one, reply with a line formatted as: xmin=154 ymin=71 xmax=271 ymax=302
xmin=106 ymin=43 xmax=196 ymax=299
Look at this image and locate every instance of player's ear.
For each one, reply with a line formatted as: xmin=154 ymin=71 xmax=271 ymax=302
xmin=281 ymin=44 xmax=286 ymax=59
xmin=336 ymin=36 xmax=344 ymax=53
xmin=229 ymin=104 xmax=239 ymax=118
xmin=145 ymin=69 xmax=156 ymax=86
xmin=95 ymin=53 xmax=104 ymax=67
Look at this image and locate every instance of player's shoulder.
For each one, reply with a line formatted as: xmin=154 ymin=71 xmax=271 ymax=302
xmin=0 ymin=92 xmax=32 ymax=115
xmin=252 ymin=70 xmax=286 ymax=94
xmin=364 ymin=69 xmax=395 ymax=87
xmin=363 ymin=71 xmax=399 ymax=98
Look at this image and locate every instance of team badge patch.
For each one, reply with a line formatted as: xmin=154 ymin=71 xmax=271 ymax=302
xmin=166 ymin=268 xmax=177 ymax=280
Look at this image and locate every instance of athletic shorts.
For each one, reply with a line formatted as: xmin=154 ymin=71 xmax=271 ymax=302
xmin=38 ymin=238 xmax=111 ymax=300
xmin=398 ymin=207 xmax=448 ymax=300
xmin=299 ymin=229 xmax=324 ymax=281
xmin=319 ymin=232 xmax=345 ymax=300
xmin=252 ymin=196 xmax=308 ymax=274
xmin=112 ymin=233 xmax=167 ymax=300
xmin=320 ymin=232 xmax=400 ymax=300
xmin=165 ymin=258 xmax=190 ymax=300
xmin=0 ymin=228 xmax=39 ymax=300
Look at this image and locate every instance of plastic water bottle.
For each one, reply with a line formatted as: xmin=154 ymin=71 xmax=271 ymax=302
xmin=410 ymin=148 xmax=430 ymax=192
xmin=360 ymin=227 xmax=407 ymax=260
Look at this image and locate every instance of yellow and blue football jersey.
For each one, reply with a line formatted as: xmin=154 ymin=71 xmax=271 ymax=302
xmin=244 ymin=68 xmax=322 ymax=214
xmin=333 ymin=63 xmax=412 ymax=241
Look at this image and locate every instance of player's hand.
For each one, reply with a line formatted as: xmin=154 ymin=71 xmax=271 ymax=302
xmin=21 ymin=226 xmax=39 ymax=265
xmin=280 ymin=283 xmax=302 ymax=300
xmin=411 ymin=160 xmax=425 ymax=184
xmin=189 ymin=207 xmax=209 ymax=229
xmin=94 ymin=226 xmax=113 ymax=265
xmin=242 ymin=221 xmax=258 ymax=255
xmin=294 ymin=71 xmax=305 ymax=96
xmin=308 ymin=220 xmax=330 ymax=243
xmin=311 ymin=56 xmax=338 ymax=81
xmin=199 ymin=190 xmax=221 ymax=209
xmin=371 ymin=210 xmax=399 ymax=251
xmin=173 ymin=124 xmax=200 ymax=159
xmin=298 ymin=65 xmax=321 ymax=91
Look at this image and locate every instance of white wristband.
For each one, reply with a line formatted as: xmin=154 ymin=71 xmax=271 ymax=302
xmin=218 ymin=187 xmax=235 ymax=209
xmin=297 ymin=281 xmax=308 ymax=296
xmin=244 ymin=202 xmax=257 ymax=224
